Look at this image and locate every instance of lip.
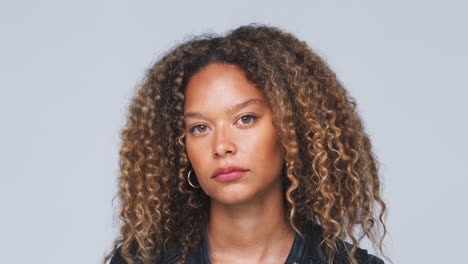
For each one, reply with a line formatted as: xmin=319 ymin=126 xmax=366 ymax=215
xmin=213 ymin=170 xmax=248 ymax=182
xmin=212 ymin=165 xmax=249 ymax=181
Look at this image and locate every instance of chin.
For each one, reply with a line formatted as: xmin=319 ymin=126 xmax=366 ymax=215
xmin=203 ymin=176 xmax=283 ymax=206
xmin=208 ymin=186 xmax=257 ymax=206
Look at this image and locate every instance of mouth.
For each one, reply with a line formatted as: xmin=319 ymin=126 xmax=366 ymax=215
xmin=213 ymin=170 xmax=249 ymax=182
xmin=212 ymin=165 xmax=249 ymax=179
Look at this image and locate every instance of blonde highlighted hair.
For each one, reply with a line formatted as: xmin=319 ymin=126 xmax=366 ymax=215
xmin=104 ymin=24 xmax=389 ymax=264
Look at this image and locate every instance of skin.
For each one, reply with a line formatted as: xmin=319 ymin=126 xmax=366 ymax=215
xmin=183 ymin=63 xmax=295 ymax=264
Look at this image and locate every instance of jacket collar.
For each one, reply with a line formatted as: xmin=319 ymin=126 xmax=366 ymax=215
xmin=188 ymin=223 xmax=321 ymax=264
xmin=175 ymin=223 xmax=381 ymax=264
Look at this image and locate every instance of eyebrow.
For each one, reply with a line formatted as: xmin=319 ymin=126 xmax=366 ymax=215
xmin=184 ymin=98 xmax=265 ymax=119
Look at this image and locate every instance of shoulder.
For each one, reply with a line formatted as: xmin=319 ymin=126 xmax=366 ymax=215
xmin=348 ymin=247 xmax=384 ymax=264
xmin=109 ymin=246 xmax=181 ymax=264
xmin=302 ymin=223 xmax=385 ymax=264
xmin=109 ymin=247 xmax=127 ymax=264
xmin=109 ymin=247 xmax=145 ymax=264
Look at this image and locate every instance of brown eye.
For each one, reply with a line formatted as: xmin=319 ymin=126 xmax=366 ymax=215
xmin=238 ymin=115 xmax=258 ymax=125
xmin=190 ymin=125 xmax=208 ymax=133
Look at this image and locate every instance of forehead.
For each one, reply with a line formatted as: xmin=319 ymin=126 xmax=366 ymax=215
xmin=183 ymin=63 xmax=265 ymax=111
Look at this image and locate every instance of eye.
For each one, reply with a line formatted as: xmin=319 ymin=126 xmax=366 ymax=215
xmin=237 ymin=114 xmax=258 ymax=126
xmin=188 ymin=114 xmax=259 ymax=136
xmin=189 ymin=124 xmax=208 ymax=134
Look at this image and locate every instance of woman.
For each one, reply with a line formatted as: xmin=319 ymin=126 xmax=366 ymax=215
xmin=104 ymin=24 xmax=389 ymax=264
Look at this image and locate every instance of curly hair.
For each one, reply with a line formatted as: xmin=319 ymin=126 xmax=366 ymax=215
xmin=103 ymin=24 xmax=389 ymax=264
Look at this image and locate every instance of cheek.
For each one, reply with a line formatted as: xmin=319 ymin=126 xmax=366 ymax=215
xmin=250 ymin=125 xmax=283 ymax=165
xmin=186 ymin=139 xmax=210 ymax=181
xmin=259 ymin=124 xmax=281 ymax=153
xmin=186 ymin=140 xmax=202 ymax=166
xmin=185 ymin=139 xmax=215 ymax=195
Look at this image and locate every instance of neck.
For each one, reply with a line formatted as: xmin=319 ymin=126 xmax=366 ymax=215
xmin=205 ymin=181 xmax=295 ymax=262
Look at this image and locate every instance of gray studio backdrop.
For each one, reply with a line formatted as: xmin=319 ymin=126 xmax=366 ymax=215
xmin=1 ymin=0 xmax=466 ymax=263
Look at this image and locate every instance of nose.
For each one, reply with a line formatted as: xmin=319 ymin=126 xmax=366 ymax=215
xmin=212 ymin=124 xmax=236 ymax=158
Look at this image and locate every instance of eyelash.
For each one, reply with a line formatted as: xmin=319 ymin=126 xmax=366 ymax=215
xmin=189 ymin=114 xmax=259 ymax=135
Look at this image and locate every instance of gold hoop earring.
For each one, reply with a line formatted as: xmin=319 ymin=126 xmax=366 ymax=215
xmin=187 ymin=169 xmax=200 ymax=188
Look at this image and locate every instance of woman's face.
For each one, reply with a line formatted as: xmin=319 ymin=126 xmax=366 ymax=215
xmin=183 ymin=63 xmax=284 ymax=205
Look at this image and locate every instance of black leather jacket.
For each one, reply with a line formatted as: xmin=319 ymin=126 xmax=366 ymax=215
xmin=110 ymin=224 xmax=384 ymax=264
